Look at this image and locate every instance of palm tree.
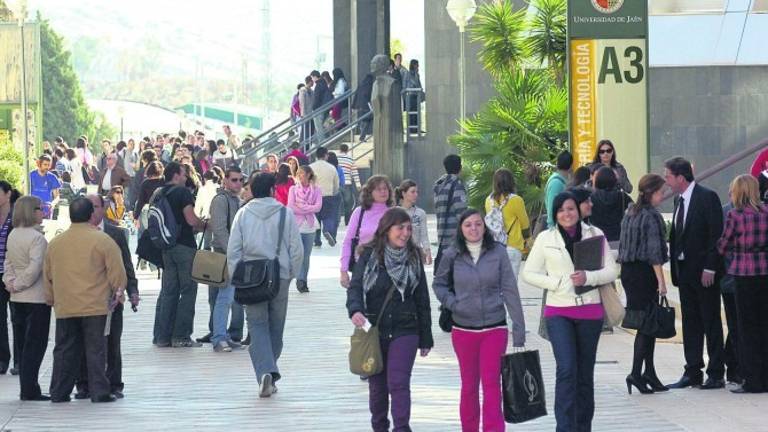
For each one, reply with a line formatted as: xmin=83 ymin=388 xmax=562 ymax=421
xmin=451 ymin=0 xmax=567 ymax=215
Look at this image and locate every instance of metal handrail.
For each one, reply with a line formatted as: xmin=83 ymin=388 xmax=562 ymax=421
xmin=242 ymin=89 xmax=357 ymax=159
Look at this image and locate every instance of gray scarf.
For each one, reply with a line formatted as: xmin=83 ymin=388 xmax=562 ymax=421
xmin=362 ymin=245 xmax=420 ymax=297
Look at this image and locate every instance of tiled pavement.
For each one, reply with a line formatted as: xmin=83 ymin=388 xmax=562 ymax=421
xmin=1 ymin=222 xmax=767 ymax=431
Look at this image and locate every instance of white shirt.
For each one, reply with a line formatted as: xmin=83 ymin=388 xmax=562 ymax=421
xmin=101 ymin=168 xmax=112 ymax=191
xmin=309 ymin=160 xmax=340 ymax=197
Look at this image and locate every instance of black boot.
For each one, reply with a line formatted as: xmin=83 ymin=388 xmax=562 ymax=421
xmin=626 ymin=374 xmax=654 ymax=394
xmin=642 ymin=371 xmax=669 ymax=392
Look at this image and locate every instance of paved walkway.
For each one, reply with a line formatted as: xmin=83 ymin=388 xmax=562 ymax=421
xmin=1 ymin=223 xmax=767 ymax=431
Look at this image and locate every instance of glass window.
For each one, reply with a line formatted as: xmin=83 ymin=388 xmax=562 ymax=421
xmin=753 ymin=0 xmax=768 ymax=13
xmin=650 ymin=0 xmax=726 ymax=15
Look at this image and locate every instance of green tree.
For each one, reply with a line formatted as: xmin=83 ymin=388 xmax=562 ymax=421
xmin=390 ymin=38 xmax=406 ymax=57
xmin=0 ymin=135 xmax=24 ymax=190
xmin=38 ymin=12 xmax=114 ymax=145
xmin=450 ymin=0 xmax=567 ymax=215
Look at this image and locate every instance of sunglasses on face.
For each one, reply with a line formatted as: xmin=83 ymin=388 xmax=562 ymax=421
xmin=599 ymin=148 xmax=613 ymax=155
xmin=229 ymin=177 xmax=244 ymax=183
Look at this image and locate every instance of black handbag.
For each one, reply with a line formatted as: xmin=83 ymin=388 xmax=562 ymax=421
xmin=640 ymin=296 xmax=676 ymax=339
xmin=347 ymin=208 xmax=365 ymax=270
xmin=232 ymin=207 xmax=286 ymax=305
xmin=501 ymin=350 xmax=548 ymax=424
xmin=438 ymin=258 xmax=456 ymax=333
xmin=621 ymin=309 xmax=646 ymax=330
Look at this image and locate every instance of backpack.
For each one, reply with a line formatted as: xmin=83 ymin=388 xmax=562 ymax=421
xmin=485 ymin=194 xmax=516 ymax=244
xmin=146 ymin=186 xmax=181 ymax=250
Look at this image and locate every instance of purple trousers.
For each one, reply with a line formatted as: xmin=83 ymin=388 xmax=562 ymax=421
xmin=369 ymin=334 xmax=419 ymax=432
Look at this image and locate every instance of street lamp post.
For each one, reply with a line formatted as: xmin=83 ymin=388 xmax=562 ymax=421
xmin=446 ymin=0 xmax=477 ymax=125
xmin=117 ymin=105 xmax=125 ymax=141
xmin=8 ymin=0 xmax=30 ymax=193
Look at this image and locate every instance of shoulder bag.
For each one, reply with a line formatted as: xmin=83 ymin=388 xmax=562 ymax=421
xmin=438 ymin=257 xmax=456 ymax=333
xmin=349 ymin=284 xmax=396 ymax=377
xmin=598 ymin=283 xmax=625 ymax=327
xmin=232 ymin=207 xmax=286 ymax=305
xmin=346 ymin=208 xmax=366 ymax=270
xmin=191 ymin=222 xmax=228 ymax=286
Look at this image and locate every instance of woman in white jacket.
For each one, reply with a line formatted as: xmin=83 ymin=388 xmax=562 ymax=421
xmin=522 ymin=191 xmax=619 ymax=432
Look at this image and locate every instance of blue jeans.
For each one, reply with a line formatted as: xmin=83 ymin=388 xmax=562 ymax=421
xmin=299 ymin=233 xmax=315 ymax=282
xmin=211 ymin=285 xmax=235 ymax=345
xmin=246 ymin=279 xmax=290 ymax=383
xmin=546 ymin=316 xmax=603 ymax=432
xmin=155 ymin=245 xmax=198 ymax=343
xmin=315 ymin=194 xmax=341 ymax=245
xmin=207 ymin=286 xmax=244 ymax=340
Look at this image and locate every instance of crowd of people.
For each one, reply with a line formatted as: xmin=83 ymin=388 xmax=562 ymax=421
xmin=3 ymin=121 xmax=768 ymax=432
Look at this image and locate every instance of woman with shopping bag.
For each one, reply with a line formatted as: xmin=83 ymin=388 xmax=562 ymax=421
xmin=618 ymin=174 xmax=670 ymax=394
xmin=522 ymin=192 xmax=619 ymax=432
xmin=433 ymin=209 xmax=526 ymax=431
xmin=346 ymin=207 xmax=433 ymax=432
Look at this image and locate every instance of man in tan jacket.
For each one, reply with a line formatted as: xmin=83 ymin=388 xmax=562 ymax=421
xmin=44 ymin=197 xmax=127 ymax=403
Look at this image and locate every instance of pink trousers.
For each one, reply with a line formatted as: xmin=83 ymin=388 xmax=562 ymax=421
xmin=452 ymin=327 xmax=508 ymax=432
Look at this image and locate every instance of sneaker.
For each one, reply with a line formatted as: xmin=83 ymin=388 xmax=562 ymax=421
xmin=213 ymin=341 xmax=232 ymax=353
xmin=227 ymin=340 xmax=244 ymax=350
xmin=172 ymin=339 xmax=203 ymax=348
xmin=296 ymin=280 xmax=310 ymax=293
xmin=259 ymin=374 xmax=273 ymax=398
xmin=323 ymin=231 xmax=337 ymax=247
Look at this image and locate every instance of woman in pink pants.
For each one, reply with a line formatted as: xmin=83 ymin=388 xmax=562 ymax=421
xmin=433 ymin=209 xmax=526 ymax=431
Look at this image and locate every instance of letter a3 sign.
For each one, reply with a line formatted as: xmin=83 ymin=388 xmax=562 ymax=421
xmin=567 ymin=0 xmax=648 ymax=190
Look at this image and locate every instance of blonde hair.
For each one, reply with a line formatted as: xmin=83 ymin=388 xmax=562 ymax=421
xmin=730 ymin=174 xmax=761 ymax=212
xmin=12 ymin=195 xmax=42 ymax=228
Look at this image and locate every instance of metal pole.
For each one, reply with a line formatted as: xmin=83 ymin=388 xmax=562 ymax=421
xmin=459 ymin=26 xmax=466 ymax=125
xmin=120 ymin=117 xmax=124 ymax=141
xmin=19 ymin=18 xmax=30 ymax=195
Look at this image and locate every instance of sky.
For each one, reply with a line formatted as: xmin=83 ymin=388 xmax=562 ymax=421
xmin=24 ymin=0 xmax=426 ymax=85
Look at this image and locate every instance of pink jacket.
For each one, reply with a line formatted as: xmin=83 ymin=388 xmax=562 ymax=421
xmin=287 ymin=183 xmax=322 ymax=227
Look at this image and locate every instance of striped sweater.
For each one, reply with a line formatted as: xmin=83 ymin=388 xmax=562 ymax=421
xmin=337 ymin=153 xmax=361 ymax=188
xmin=433 ymin=174 xmax=467 ymax=248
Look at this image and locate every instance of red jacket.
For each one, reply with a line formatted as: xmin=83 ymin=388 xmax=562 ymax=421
xmin=274 ymin=178 xmax=295 ymax=206
xmin=750 ymin=148 xmax=768 ymax=177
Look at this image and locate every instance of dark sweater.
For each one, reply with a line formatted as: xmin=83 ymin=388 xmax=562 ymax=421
xmin=590 ymin=188 xmax=633 ymax=242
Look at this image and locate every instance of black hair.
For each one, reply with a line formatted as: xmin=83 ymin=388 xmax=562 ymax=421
xmin=76 ymin=137 xmax=86 ymax=148
xmin=225 ymin=166 xmax=242 ymax=178
xmin=594 ymin=166 xmax=618 ymax=190
xmin=216 ymin=139 xmax=226 ymax=147
xmin=664 ymin=156 xmax=694 ymax=182
xmin=592 ymin=139 xmax=618 ymax=167
xmin=310 ymin=70 xmax=321 ymax=78
xmin=327 ymin=152 xmax=339 ymax=167
xmin=443 ymin=154 xmax=462 ymax=175
xmin=69 ymin=197 xmax=94 ymax=223
xmin=556 ymin=150 xmax=573 ymax=171
xmin=332 ymin=67 xmax=345 ymax=83
xmin=38 ymin=154 xmax=52 ymax=163
xmin=276 ymin=164 xmax=292 ymax=185
xmin=61 ymin=171 xmax=72 ymax=183
xmin=454 ymin=209 xmax=496 ymax=255
xmin=203 ymin=170 xmax=220 ymax=184
xmin=164 ymin=161 xmax=184 ymax=183
xmin=116 ymin=141 xmax=127 ymax=152
xmin=394 ymin=53 xmax=402 ymax=60
xmin=569 ymin=166 xmax=591 ymax=188
xmin=409 ymin=59 xmax=419 ymax=72
xmin=0 ymin=181 xmax=21 ymax=205
xmin=567 ymin=187 xmax=592 ymax=206
xmin=339 ymin=144 xmax=349 ymax=153
xmin=552 ymin=191 xmax=581 ymax=222
xmin=250 ymin=173 xmax=276 ymax=199
xmin=316 ymin=146 xmax=328 ymax=159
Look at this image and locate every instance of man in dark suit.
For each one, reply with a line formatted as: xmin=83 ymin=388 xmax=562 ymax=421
xmin=97 ymin=152 xmax=132 ymax=196
xmin=665 ymin=157 xmax=726 ymax=390
xmin=310 ymin=70 xmax=332 ymax=144
xmin=75 ymin=194 xmax=139 ymax=399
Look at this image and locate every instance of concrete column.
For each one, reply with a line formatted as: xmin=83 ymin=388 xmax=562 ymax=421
xmin=350 ymin=0 xmax=389 ymax=86
xmin=333 ymin=0 xmax=352 ymax=79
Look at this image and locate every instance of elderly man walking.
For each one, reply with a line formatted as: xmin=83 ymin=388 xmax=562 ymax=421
xmin=44 ymin=197 xmax=127 ymax=403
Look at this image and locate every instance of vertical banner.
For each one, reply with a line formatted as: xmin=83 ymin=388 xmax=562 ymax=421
xmin=567 ymin=0 xmax=649 ymax=190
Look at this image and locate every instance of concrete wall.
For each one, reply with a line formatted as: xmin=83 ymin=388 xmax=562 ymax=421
xmin=649 ymin=65 xmax=768 ymax=210
xmin=415 ymin=0 xmax=499 ymax=210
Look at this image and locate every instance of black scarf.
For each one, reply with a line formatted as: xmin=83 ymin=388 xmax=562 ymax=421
xmin=557 ymin=223 xmax=582 ymax=260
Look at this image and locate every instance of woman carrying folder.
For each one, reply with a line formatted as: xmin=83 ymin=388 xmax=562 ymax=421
xmin=618 ymin=174 xmax=670 ymax=394
xmin=522 ymin=191 xmax=619 ymax=432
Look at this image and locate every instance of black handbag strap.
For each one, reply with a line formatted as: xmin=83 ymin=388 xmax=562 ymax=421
xmin=276 ymin=207 xmax=286 ymax=257
xmin=197 ymin=222 xmax=207 ymax=250
xmin=441 ymin=179 xmax=457 ymax=242
xmin=353 ymin=207 xmax=365 ymax=242
xmin=659 ymin=295 xmax=670 ymax=307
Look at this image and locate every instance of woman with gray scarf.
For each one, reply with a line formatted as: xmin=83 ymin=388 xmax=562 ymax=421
xmin=346 ymin=207 xmax=433 ymax=432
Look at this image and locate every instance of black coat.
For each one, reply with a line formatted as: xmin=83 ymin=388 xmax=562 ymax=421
xmin=590 ymin=188 xmax=632 ymax=242
xmin=103 ymin=223 xmax=138 ymax=297
xmin=353 ymin=73 xmax=374 ymax=112
xmin=311 ymin=79 xmax=333 ymax=111
xmin=346 ymin=248 xmax=433 ymax=349
xmin=669 ymin=183 xmax=724 ymax=286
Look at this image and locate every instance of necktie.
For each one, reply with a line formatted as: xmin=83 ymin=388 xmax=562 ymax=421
xmin=675 ymin=196 xmax=685 ymax=249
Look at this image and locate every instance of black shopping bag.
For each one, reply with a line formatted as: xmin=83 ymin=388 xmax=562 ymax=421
xmin=501 ymin=350 xmax=547 ymax=424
